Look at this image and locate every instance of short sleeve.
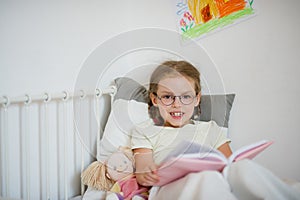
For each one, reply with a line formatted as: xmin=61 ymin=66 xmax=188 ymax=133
xmin=206 ymin=120 xmax=231 ymax=149
xmin=130 ymin=121 xmax=155 ymax=150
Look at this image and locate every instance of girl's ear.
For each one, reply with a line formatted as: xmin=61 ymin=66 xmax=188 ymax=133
xmin=195 ymin=92 xmax=201 ymax=107
xmin=150 ymin=93 xmax=158 ymax=106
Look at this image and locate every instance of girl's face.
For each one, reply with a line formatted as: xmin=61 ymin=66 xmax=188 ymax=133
xmin=150 ymin=75 xmax=200 ymax=128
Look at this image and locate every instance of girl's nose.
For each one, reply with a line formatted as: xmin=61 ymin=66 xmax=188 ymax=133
xmin=172 ymin=96 xmax=182 ymax=107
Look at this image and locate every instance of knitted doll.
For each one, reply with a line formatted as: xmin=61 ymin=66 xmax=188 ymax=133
xmin=81 ymin=147 xmax=148 ymax=200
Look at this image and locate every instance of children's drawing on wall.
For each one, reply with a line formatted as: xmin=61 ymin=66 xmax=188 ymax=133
xmin=176 ymin=0 xmax=255 ymax=41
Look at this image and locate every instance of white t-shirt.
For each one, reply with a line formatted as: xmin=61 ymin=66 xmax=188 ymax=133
xmin=131 ymin=119 xmax=230 ymax=164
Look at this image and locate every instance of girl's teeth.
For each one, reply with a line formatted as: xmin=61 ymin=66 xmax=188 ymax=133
xmin=172 ymin=112 xmax=182 ymax=116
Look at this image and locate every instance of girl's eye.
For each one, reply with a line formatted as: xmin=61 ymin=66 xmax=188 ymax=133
xmin=123 ymin=160 xmax=127 ymax=164
xmin=182 ymin=95 xmax=192 ymax=99
xmin=162 ymin=95 xmax=172 ymax=100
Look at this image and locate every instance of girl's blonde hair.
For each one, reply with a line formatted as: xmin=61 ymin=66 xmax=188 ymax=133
xmin=148 ymin=60 xmax=201 ymax=125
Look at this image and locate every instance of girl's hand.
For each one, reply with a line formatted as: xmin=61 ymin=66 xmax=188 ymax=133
xmin=135 ymin=165 xmax=160 ymax=186
xmin=133 ymin=148 xmax=160 ymax=186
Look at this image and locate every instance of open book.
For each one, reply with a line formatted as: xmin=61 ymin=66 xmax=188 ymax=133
xmin=155 ymin=140 xmax=273 ymax=186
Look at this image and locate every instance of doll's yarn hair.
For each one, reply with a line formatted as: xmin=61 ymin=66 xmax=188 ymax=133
xmin=81 ymin=160 xmax=114 ymax=191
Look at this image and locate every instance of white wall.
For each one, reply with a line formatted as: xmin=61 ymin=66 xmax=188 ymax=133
xmin=1 ymin=0 xmax=299 ymax=187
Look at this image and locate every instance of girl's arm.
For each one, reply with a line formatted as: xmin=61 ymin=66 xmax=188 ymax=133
xmin=217 ymin=142 xmax=233 ymax=158
xmin=133 ymin=148 xmax=160 ymax=186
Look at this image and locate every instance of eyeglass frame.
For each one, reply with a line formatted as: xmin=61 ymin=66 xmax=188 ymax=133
xmin=154 ymin=93 xmax=197 ymax=106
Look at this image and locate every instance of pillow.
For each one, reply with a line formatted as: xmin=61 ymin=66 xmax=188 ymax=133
xmin=113 ymin=77 xmax=148 ymax=103
xmin=97 ymin=77 xmax=235 ymax=161
xmin=199 ymin=94 xmax=235 ymax=128
xmin=97 ymin=99 xmax=149 ymax=162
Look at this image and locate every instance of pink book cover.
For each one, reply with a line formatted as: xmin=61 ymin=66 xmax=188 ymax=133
xmin=155 ymin=140 xmax=273 ymax=186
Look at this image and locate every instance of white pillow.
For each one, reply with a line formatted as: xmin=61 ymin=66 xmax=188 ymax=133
xmin=97 ymin=99 xmax=149 ymax=162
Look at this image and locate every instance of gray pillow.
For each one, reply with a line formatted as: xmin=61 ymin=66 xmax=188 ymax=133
xmin=199 ymin=94 xmax=235 ymax=128
xmin=114 ymin=77 xmax=148 ymax=103
xmin=114 ymin=77 xmax=235 ymax=128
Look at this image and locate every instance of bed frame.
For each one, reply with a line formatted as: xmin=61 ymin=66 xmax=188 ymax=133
xmin=0 ymin=87 xmax=116 ymax=200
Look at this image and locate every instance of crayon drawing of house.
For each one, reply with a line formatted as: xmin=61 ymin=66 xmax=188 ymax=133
xmin=176 ymin=0 xmax=254 ymax=40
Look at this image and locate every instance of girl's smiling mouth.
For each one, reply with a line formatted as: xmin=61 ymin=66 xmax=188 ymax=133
xmin=170 ymin=112 xmax=184 ymax=118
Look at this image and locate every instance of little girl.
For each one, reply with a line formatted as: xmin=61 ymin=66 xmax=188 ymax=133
xmin=131 ymin=60 xmax=300 ymax=200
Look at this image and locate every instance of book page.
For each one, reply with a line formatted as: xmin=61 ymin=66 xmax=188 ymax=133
xmin=181 ymin=149 xmax=227 ymax=163
xmin=157 ymin=157 xmax=226 ymax=186
xmin=162 ymin=140 xmax=226 ymax=162
xmin=229 ymin=140 xmax=273 ymax=163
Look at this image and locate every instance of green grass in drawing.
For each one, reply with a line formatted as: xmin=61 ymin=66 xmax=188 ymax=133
xmin=182 ymin=7 xmax=254 ymax=40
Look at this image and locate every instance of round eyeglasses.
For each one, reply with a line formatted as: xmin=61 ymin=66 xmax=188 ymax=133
xmin=156 ymin=94 xmax=196 ymax=106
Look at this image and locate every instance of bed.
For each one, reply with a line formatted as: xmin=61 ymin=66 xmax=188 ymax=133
xmin=1 ymin=68 xmax=299 ymax=200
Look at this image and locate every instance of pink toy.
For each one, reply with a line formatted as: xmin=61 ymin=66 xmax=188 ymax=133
xmin=82 ymin=147 xmax=148 ymax=200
